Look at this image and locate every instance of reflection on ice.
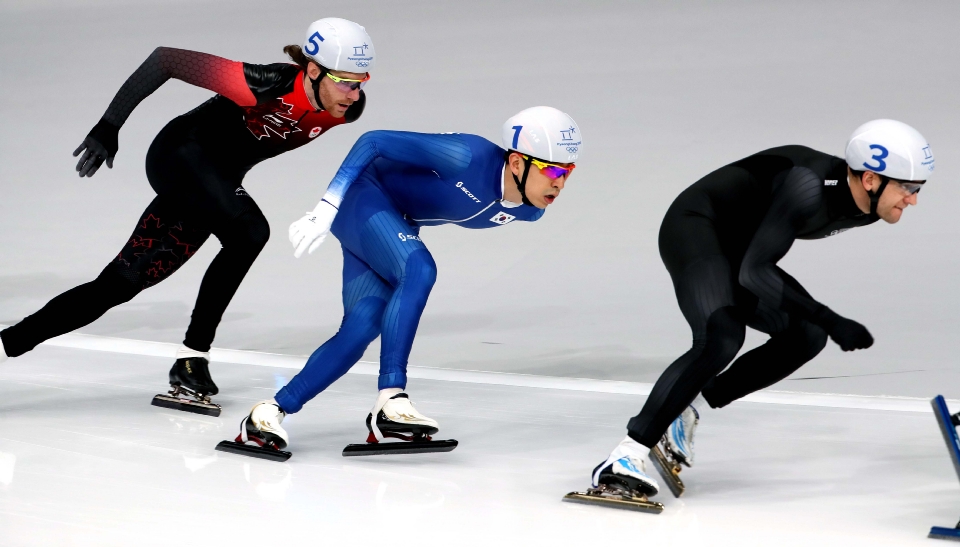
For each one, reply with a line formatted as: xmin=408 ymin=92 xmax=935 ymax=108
xmin=0 ymin=452 xmax=15 ymax=487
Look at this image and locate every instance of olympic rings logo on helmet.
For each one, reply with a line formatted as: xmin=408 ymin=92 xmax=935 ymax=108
xmin=355 ymin=61 xmax=370 ymax=67
xmin=566 ymin=147 xmax=579 ymax=153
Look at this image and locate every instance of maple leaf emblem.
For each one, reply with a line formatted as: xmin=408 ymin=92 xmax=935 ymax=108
xmin=244 ymin=98 xmax=302 ymax=140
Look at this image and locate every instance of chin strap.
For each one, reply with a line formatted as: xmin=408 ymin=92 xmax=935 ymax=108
xmin=866 ymin=176 xmax=891 ymax=219
xmin=506 ymin=151 xmax=535 ymax=206
xmin=307 ymin=68 xmax=327 ymax=112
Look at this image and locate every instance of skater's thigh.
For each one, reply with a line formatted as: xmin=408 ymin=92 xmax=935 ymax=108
xmin=341 ymin=247 xmax=393 ymax=315
xmin=110 ymin=196 xmax=212 ymax=289
xmin=333 ymin=182 xmax=431 ymax=287
xmin=146 ymin=141 xmax=256 ymax=227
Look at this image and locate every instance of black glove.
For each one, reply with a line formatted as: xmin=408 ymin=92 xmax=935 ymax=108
xmin=73 ymin=118 xmax=119 ymax=177
xmin=812 ymin=306 xmax=874 ymax=352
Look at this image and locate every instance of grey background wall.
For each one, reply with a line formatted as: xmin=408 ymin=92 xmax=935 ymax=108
xmin=1 ymin=0 xmax=957 ymax=397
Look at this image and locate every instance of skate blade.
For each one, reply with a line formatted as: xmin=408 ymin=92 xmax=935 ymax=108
xmin=342 ymin=439 xmax=458 ymax=457
xmin=930 ymin=526 xmax=960 ymax=541
xmin=215 ymin=440 xmax=291 ymax=462
xmin=151 ymin=394 xmax=221 ymax=417
xmin=562 ymin=491 xmax=664 ymax=514
xmin=650 ymin=445 xmax=685 ymax=498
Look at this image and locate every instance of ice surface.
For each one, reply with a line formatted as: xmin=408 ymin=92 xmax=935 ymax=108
xmin=0 ymin=345 xmax=956 ymax=546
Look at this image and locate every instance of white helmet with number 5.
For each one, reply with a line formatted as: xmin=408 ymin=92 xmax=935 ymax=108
xmin=502 ymin=106 xmax=582 ymax=164
xmin=845 ymin=119 xmax=934 ymax=182
xmin=303 ymin=18 xmax=375 ymax=72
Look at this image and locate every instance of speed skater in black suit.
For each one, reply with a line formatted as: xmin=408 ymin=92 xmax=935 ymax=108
xmin=567 ymin=119 xmax=935 ymax=511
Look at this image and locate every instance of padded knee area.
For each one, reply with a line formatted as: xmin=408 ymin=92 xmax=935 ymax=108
xmin=698 ymin=306 xmax=747 ymax=371
xmin=221 ymin=210 xmax=270 ymax=255
xmin=402 ymin=249 xmax=438 ymax=290
xmin=792 ymin=320 xmax=828 ymax=360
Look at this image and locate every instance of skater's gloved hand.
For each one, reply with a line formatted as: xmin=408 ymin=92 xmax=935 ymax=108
xmin=289 ymin=200 xmax=338 ymax=258
xmin=73 ymin=118 xmax=120 ymax=178
xmin=812 ymin=306 xmax=874 ymax=352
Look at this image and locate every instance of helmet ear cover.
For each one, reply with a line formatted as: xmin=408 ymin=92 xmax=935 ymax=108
xmin=505 ymin=150 xmax=535 ymax=207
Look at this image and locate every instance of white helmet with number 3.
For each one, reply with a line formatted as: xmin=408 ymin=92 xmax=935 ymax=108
xmin=845 ymin=119 xmax=934 ymax=182
xmin=502 ymin=106 xmax=582 ymax=164
xmin=303 ymin=18 xmax=375 ymax=72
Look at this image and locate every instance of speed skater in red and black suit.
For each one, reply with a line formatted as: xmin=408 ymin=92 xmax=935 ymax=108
xmin=0 ymin=17 xmax=377 ymax=416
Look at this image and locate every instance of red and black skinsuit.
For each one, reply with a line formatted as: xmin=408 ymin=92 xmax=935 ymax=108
xmin=1 ymin=47 xmax=365 ymax=356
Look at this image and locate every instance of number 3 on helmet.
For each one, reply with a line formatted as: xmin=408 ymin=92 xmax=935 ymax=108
xmin=845 ymin=119 xmax=934 ymax=182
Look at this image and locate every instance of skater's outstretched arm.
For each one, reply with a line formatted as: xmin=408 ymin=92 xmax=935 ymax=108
xmin=738 ymin=166 xmax=873 ymax=351
xmin=289 ymin=131 xmax=472 ymax=257
xmin=74 ymin=47 xmax=259 ymax=177
xmin=321 ymin=131 xmax=473 ymax=207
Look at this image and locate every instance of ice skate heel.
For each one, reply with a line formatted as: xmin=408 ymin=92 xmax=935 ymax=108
xmin=151 ymin=385 xmax=221 ymax=417
xmin=650 ymin=444 xmax=685 ymax=498
xmin=563 ymin=484 xmax=664 ymax=514
xmin=928 ymin=395 xmax=960 ymax=540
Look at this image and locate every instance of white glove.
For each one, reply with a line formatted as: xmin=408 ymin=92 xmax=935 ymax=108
xmin=288 ymin=200 xmax=338 ymax=258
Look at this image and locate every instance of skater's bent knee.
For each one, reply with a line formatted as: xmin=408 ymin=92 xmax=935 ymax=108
xmin=795 ymin=320 xmax=828 ymax=358
xmin=403 ymin=250 xmax=437 ymax=288
xmin=703 ymin=307 xmax=746 ymax=360
xmin=224 ymin=212 xmax=270 ymax=252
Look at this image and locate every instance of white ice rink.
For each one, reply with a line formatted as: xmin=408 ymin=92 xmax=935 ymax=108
xmin=3 ymin=0 xmax=960 ymax=545
xmin=1 ymin=338 xmax=957 ymax=546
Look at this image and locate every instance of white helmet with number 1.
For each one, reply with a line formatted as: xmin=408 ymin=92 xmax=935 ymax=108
xmin=502 ymin=106 xmax=582 ymax=164
xmin=845 ymin=119 xmax=934 ymax=182
xmin=303 ymin=18 xmax=375 ymax=72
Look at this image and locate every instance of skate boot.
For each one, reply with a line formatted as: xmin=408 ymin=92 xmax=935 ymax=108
xmin=216 ymin=400 xmax=291 ymax=462
xmin=563 ymin=436 xmax=663 ymax=513
xmin=343 ymin=388 xmax=458 ymax=456
xmin=650 ymin=405 xmax=699 ymax=498
xmin=151 ymin=349 xmax=221 ymax=416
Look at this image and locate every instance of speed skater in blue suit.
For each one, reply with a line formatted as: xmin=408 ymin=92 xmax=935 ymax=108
xmin=225 ymin=106 xmax=583 ymax=456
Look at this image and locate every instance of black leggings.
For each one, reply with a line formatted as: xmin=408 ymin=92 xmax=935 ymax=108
xmin=626 ymin=191 xmax=827 ymax=447
xmin=1 ymin=128 xmax=269 ymax=357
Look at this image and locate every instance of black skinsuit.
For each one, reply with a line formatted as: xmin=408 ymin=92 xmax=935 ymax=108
xmin=628 ymin=145 xmax=877 ymax=447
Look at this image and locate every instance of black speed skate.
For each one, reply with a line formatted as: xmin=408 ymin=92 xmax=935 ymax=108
xmin=342 ymin=391 xmax=458 ymax=457
xmin=151 ymin=357 xmax=221 ymax=417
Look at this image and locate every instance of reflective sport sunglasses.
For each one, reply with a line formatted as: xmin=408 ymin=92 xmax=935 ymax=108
xmin=325 ymin=72 xmax=370 ymax=92
xmin=523 ymin=155 xmax=576 ymax=180
xmin=882 ymin=176 xmax=924 ymax=196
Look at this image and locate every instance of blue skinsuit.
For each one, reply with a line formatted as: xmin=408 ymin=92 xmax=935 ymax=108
xmin=274 ymin=131 xmax=544 ymax=413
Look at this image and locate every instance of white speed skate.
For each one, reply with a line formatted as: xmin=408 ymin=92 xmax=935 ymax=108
xmin=563 ymin=436 xmax=663 ymax=513
xmin=216 ymin=400 xmax=291 ymax=462
xmin=343 ymin=388 xmax=458 ymax=456
xmin=650 ymin=404 xmax=699 ymax=497
xmin=666 ymin=405 xmax=699 ymax=465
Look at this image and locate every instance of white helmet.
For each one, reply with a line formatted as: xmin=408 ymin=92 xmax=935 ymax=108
xmin=302 ymin=18 xmax=375 ymax=72
xmin=845 ymin=119 xmax=934 ymax=182
xmin=502 ymin=106 xmax=581 ymax=163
